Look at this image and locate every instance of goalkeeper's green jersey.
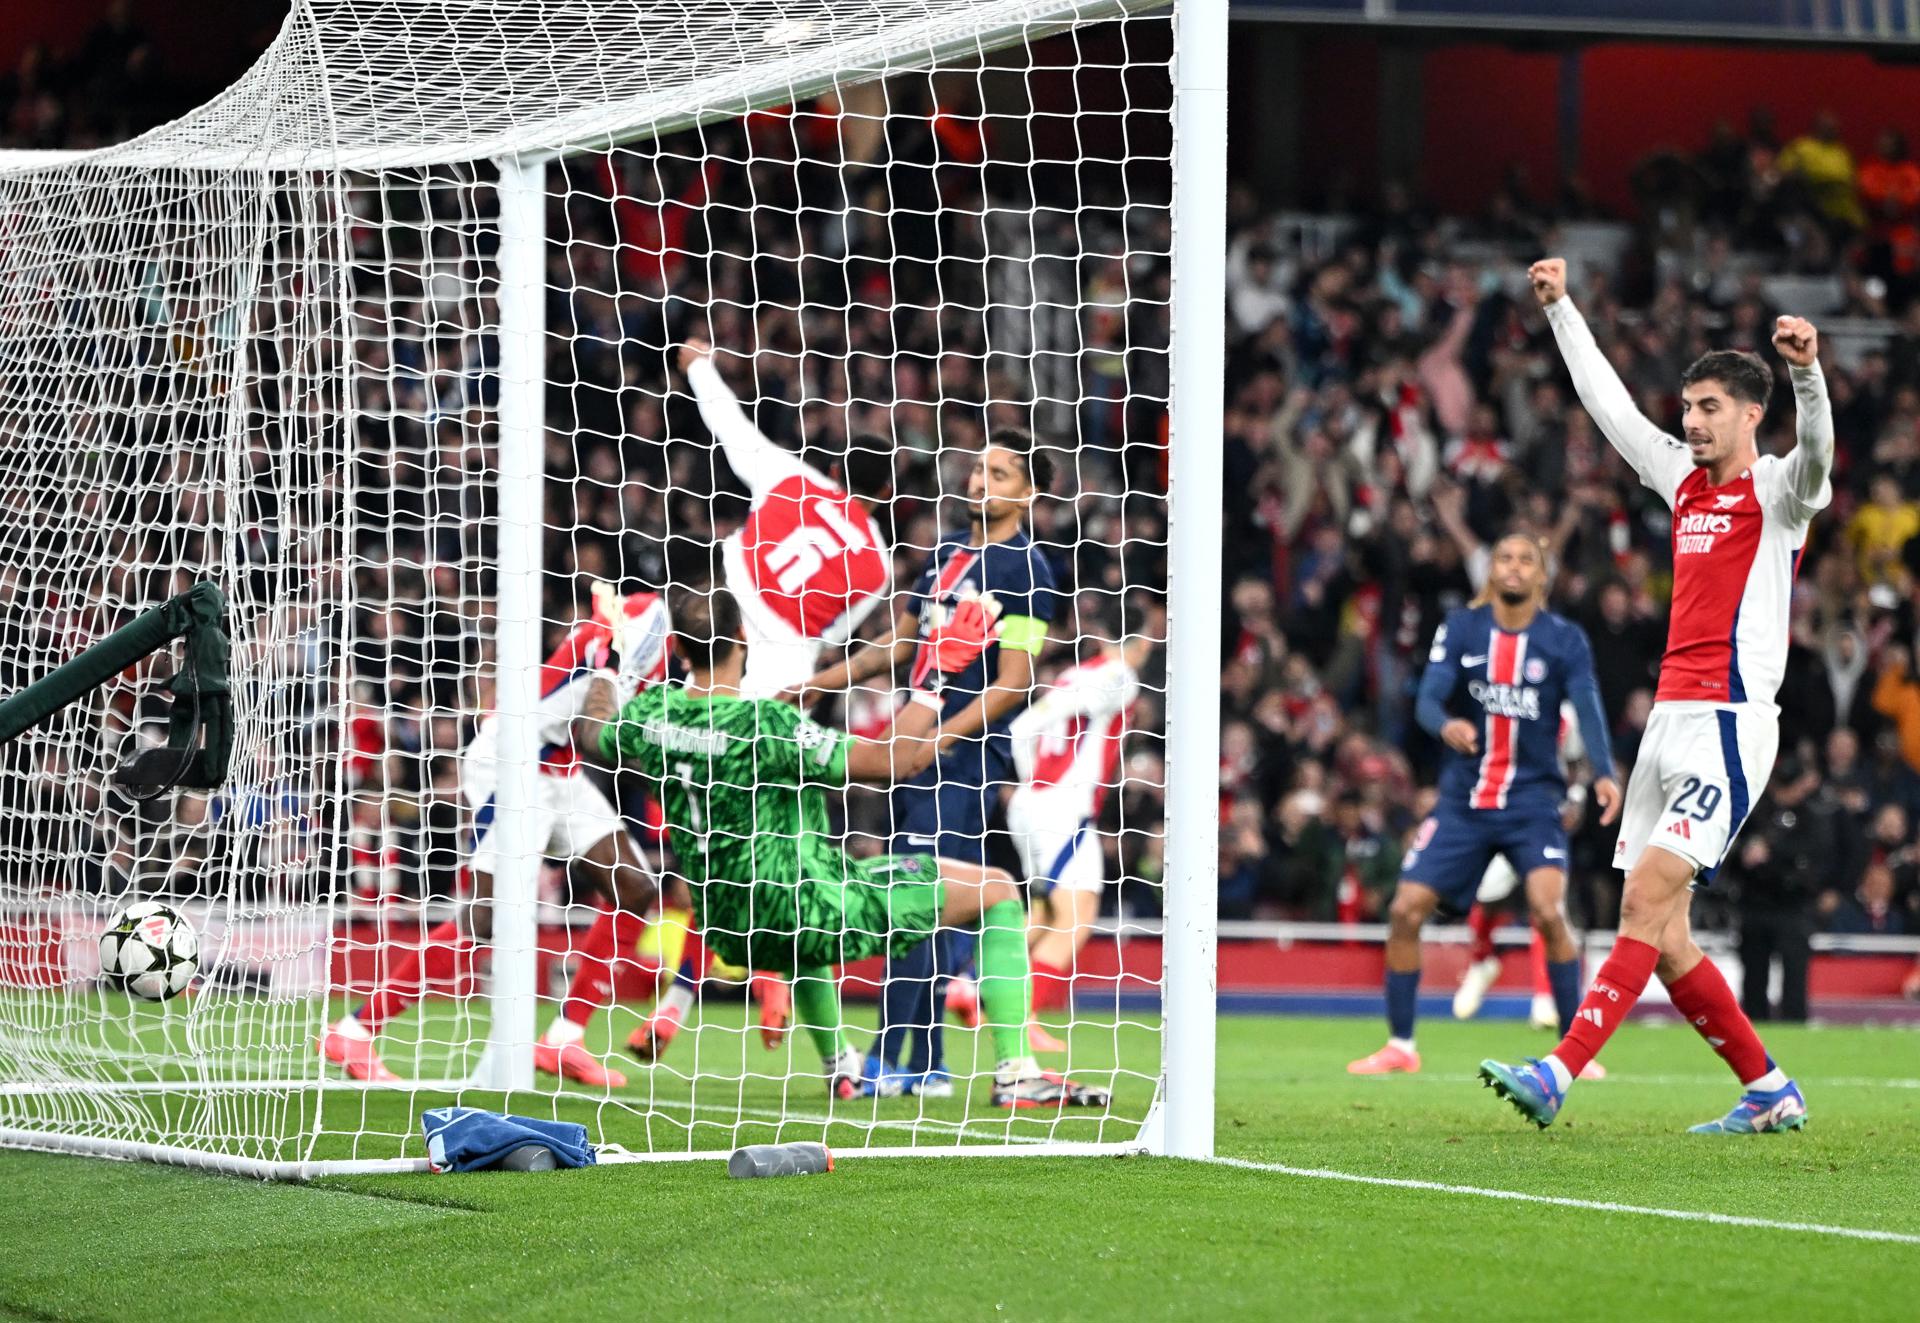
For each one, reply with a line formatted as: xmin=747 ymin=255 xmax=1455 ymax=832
xmin=600 ymin=685 xmax=852 ymax=890
xmin=598 ymin=684 xmax=950 ymax=973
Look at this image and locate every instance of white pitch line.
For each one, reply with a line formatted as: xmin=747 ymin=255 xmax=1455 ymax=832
xmin=1359 ymin=1073 xmax=1920 ymax=1090
xmin=1203 ymin=1156 xmax=1920 ymax=1246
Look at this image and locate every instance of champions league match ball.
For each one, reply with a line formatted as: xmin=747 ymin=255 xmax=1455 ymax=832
xmin=99 ymin=902 xmax=200 ymax=1002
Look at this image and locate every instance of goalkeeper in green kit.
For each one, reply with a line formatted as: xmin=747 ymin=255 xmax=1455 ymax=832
xmin=576 ymin=585 xmax=1109 ymax=1109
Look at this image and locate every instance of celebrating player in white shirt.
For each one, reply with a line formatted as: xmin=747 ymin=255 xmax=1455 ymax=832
xmin=321 ymin=586 xmax=668 ymax=1089
xmin=680 ymin=339 xmax=892 ymax=699
xmin=1482 ymin=258 xmax=1831 ymax=1135
xmin=1006 ymin=613 xmax=1158 ymax=1049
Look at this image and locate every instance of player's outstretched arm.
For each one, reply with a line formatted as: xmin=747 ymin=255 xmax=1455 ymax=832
xmin=573 ymin=673 xmax=623 ymax=766
xmin=1529 ymin=258 xmax=1687 ymax=499
xmin=842 ymin=690 xmax=945 ymax=784
xmin=1773 ymin=315 xmax=1835 ymax=516
xmin=930 ymin=641 xmax=1035 ymax=745
xmin=1415 ymin=615 xmax=1477 ymax=755
xmin=1564 ymin=627 xmax=1622 ymax=826
xmin=679 ymin=338 xmax=814 ymax=500
xmin=792 ymin=608 xmax=919 ymax=704
xmin=842 ymin=598 xmax=1000 ymax=783
xmin=1009 ymin=672 xmax=1085 ymax=780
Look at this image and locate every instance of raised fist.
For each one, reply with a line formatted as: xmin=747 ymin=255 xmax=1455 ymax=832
xmin=1772 ymin=315 xmax=1819 ymax=367
xmin=1528 ymin=258 xmax=1567 ymax=307
xmin=677 ymin=337 xmax=713 ymax=372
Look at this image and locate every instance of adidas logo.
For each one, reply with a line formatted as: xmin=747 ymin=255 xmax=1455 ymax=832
xmin=1579 ymin=1007 xmax=1605 ymax=1028
xmin=1667 ymin=819 xmax=1693 ymax=839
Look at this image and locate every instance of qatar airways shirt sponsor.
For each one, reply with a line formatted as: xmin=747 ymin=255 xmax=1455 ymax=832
xmin=1467 ymin=676 xmax=1544 ymax=723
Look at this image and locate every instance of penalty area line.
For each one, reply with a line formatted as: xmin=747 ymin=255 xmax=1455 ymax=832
xmin=1202 ymin=1156 xmax=1920 ymax=1246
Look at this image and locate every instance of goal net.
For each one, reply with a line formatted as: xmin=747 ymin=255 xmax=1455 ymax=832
xmin=0 ymin=0 xmax=1206 ymax=1177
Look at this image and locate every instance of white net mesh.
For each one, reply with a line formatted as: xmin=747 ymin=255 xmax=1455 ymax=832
xmin=0 ymin=0 xmax=1176 ymax=1173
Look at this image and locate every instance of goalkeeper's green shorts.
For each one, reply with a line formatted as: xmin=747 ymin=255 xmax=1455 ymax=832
xmin=702 ymin=853 xmax=945 ymax=975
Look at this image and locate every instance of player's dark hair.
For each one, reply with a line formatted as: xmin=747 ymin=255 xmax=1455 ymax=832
xmin=665 ymin=584 xmax=741 ymax=673
xmin=841 ymin=434 xmax=895 ymax=502
xmin=993 ymin=426 xmax=1056 ymax=495
xmin=1682 ymin=349 xmax=1773 ymax=411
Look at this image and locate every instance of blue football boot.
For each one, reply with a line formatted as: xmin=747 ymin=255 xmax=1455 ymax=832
xmin=1688 ymin=1079 xmax=1807 ymax=1134
xmin=1479 ymin=1056 xmax=1566 ymax=1129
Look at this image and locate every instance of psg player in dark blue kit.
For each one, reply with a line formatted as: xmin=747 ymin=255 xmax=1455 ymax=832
xmin=1350 ymin=533 xmax=1621 ymax=1076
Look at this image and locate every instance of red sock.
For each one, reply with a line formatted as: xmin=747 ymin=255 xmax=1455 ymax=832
xmin=1529 ymin=929 xmax=1549 ymax=997
xmin=1665 ymin=957 xmax=1770 ymax=1084
xmin=1031 ymin=959 xmax=1070 ymax=1012
xmin=358 ymin=920 xmax=468 ymax=1032
xmin=1466 ymin=903 xmax=1498 ymax=964
xmin=559 ymin=907 xmax=649 ymax=1028
xmin=1550 ymin=936 xmax=1659 ymax=1078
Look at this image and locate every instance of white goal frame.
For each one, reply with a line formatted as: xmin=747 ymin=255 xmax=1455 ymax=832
xmin=0 ymin=0 xmax=1223 ymax=1177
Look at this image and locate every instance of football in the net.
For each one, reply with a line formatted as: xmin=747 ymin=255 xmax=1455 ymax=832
xmin=99 ymin=902 xmax=200 ymax=1002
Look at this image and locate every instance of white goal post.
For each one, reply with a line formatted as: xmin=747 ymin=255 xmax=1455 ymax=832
xmin=0 ymin=0 xmax=1222 ymax=1177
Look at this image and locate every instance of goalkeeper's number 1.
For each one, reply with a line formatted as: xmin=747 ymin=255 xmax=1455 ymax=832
xmin=672 ymin=760 xmax=708 ymax=850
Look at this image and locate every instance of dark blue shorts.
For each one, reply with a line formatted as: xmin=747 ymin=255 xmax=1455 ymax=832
xmin=890 ymin=738 xmax=1009 ymax=864
xmin=1397 ymin=798 xmax=1569 ymax=911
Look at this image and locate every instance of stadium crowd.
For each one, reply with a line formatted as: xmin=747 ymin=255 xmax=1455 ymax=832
xmin=5 ymin=10 xmax=1918 ymax=989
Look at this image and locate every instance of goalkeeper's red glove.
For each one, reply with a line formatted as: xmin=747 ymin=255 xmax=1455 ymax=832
xmin=910 ymin=595 xmax=1002 ymax=691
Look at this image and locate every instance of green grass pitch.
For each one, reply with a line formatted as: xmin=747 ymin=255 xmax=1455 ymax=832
xmin=1 ymin=1011 xmax=1915 ymax=1320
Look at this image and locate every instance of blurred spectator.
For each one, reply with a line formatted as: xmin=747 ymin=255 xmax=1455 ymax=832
xmin=1776 ymin=110 xmax=1865 ymax=232
xmin=1227 ymin=238 xmax=1291 ymax=338
xmin=1871 ymin=644 xmax=1920 ymax=775
xmin=1818 ymin=728 xmax=1875 ymax=888
xmin=1325 ymin=791 xmax=1400 ymax=923
xmin=1847 ymin=475 xmax=1919 ymax=588
xmin=1218 ymin=799 xmax=1272 ymax=920
xmin=1829 ymin=801 xmax=1920 ymax=932
xmin=1727 ymin=759 xmax=1832 ymax=1023
xmin=1582 ymin=580 xmax=1663 ymax=729
xmin=0 ymin=43 xmax=62 ymax=148
xmin=1859 ymin=127 xmax=1920 ymax=307
xmin=1827 ymin=863 xmax=1909 ymax=935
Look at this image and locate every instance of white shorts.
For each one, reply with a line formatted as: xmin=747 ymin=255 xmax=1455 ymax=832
xmin=1613 ymin=702 xmax=1778 ymax=882
xmin=1008 ymin=791 xmax=1106 ymax=896
xmin=465 ymin=771 xmax=625 ymax=878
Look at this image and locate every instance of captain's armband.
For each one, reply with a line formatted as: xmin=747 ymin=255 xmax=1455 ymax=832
xmin=997 ymin=614 xmax=1048 ymax=655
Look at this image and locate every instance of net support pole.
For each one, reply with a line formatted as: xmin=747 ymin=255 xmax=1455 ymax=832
xmin=478 ymin=152 xmax=548 ymax=1093
xmin=1160 ymin=0 xmax=1227 ymax=1161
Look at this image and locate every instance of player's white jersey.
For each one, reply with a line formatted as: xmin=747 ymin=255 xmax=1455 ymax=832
xmin=462 ymin=596 xmax=669 ymax=789
xmin=1010 ymin=654 xmax=1140 ymax=817
xmin=687 ymin=356 xmax=889 ymax=654
xmin=1546 ymin=296 xmax=1833 ymax=879
xmin=1545 ymin=298 xmax=1833 ymax=710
